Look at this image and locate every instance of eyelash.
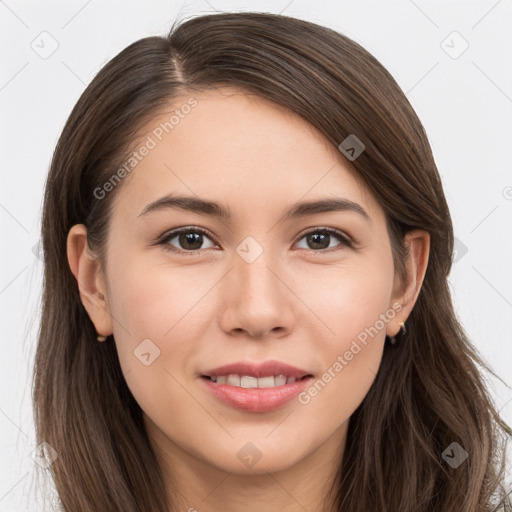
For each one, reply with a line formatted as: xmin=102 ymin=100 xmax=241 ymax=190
xmin=155 ymin=226 xmax=355 ymax=255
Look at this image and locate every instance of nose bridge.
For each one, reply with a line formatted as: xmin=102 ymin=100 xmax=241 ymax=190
xmin=235 ymin=236 xmax=281 ymax=302
xmin=222 ymin=235 xmax=292 ymax=336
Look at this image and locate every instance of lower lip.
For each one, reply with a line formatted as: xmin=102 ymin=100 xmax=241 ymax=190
xmin=200 ymin=376 xmax=313 ymax=412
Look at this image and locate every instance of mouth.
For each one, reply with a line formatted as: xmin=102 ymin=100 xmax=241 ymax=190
xmin=200 ymin=373 xmax=315 ymax=412
xmin=199 ymin=360 xmax=315 ymax=412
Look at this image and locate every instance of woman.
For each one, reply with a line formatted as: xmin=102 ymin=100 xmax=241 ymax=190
xmin=32 ymin=11 xmax=511 ymax=512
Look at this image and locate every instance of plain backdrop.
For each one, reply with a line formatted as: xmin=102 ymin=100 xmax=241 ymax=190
xmin=1 ymin=0 xmax=511 ymax=509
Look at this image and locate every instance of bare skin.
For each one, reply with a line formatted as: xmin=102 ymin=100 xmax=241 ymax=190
xmin=67 ymin=87 xmax=430 ymax=511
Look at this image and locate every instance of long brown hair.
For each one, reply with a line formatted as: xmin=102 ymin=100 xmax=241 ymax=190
xmin=32 ymin=11 xmax=511 ymax=511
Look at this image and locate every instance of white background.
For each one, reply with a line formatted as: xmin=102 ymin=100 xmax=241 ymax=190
xmin=1 ymin=0 xmax=511 ymax=509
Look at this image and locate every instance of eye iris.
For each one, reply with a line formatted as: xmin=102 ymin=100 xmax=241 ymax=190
xmin=308 ymin=232 xmax=330 ymax=250
xmin=179 ymin=232 xmax=202 ymax=250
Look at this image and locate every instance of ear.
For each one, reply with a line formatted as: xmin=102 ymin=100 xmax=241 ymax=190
xmin=66 ymin=224 xmax=113 ymax=340
xmin=386 ymin=229 xmax=430 ymax=337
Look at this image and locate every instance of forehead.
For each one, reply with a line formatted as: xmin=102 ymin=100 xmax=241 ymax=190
xmin=109 ymin=87 xmax=382 ymax=225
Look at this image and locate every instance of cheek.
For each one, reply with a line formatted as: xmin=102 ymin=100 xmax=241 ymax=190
xmin=108 ymin=256 xmax=210 ymax=340
xmin=297 ymin=254 xmax=394 ymax=402
xmin=106 ymin=261 xmax=202 ymax=423
xmin=301 ymin=255 xmax=395 ymax=345
xmin=106 ymin=257 xmax=218 ymax=398
xmin=296 ymin=276 xmax=391 ymax=427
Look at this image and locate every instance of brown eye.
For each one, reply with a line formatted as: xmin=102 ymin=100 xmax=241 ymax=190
xmin=158 ymin=227 xmax=216 ymax=253
xmin=156 ymin=226 xmax=353 ymax=255
xmin=295 ymin=228 xmax=353 ymax=252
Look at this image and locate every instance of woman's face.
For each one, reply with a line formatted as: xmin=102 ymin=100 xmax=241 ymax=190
xmin=72 ymin=87 xmax=419 ymax=485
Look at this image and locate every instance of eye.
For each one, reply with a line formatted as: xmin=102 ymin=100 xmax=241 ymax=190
xmin=157 ymin=227 xmax=217 ymax=254
xmin=156 ymin=226 xmax=354 ymax=255
xmin=295 ymin=228 xmax=354 ymax=252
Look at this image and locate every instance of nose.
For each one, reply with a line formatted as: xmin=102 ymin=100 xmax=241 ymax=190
xmin=219 ymin=244 xmax=295 ymax=340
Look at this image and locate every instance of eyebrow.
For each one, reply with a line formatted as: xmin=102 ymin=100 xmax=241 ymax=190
xmin=137 ymin=193 xmax=371 ymax=223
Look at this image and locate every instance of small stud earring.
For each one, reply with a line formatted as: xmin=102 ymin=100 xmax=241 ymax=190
xmin=97 ymin=334 xmax=107 ymax=342
xmin=389 ymin=321 xmax=406 ymax=345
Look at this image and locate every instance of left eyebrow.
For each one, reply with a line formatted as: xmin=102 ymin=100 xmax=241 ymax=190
xmin=137 ymin=193 xmax=371 ymax=223
xmin=280 ymin=197 xmax=371 ymax=224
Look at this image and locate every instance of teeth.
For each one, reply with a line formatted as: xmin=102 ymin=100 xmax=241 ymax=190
xmin=240 ymin=376 xmax=258 ymax=388
xmin=258 ymin=376 xmax=277 ymax=388
xmin=227 ymin=374 xmax=241 ymax=387
xmin=208 ymin=374 xmax=302 ymax=388
xmin=274 ymin=375 xmax=287 ymax=386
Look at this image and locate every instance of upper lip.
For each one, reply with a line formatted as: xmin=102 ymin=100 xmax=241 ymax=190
xmin=201 ymin=360 xmax=313 ymax=379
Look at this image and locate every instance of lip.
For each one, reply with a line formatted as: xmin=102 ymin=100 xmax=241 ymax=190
xmin=201 ymin=360 xmax=312 ymax=379
xmin=199 ymin=360 xmax=314 ymax=413
xmin=200 ymin=374 xmax=314 ymax=412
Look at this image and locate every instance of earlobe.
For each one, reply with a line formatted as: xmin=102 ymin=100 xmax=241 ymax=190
xmin=387 ymin=229 xmax=430 ymax=337
xmin=66 ymin=224 xmax=113 ymax=338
